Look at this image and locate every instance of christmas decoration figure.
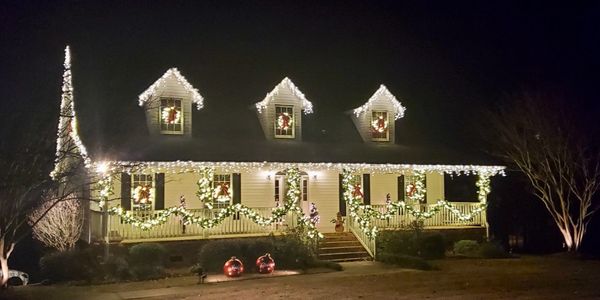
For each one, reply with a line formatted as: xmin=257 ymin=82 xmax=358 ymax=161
xmin=331 ymin=212 xmax=345 ymax=232
xmin=371 ymin=115 xmax=388 ymax=133
xmin=277 ymin=112 xmax=293 ymax=130
xmin=179 ymin=195 xmax=187 ymax=234
xmin=352 ymin=183 xmax=363 ymax=198
xmin=256 ymin=253 xmax=275 ymax=274
xmin=406 ymin=182 xmax=416 ymax=197
xmin=161 ymin=106 xmax=181 ymax=124
xmin=224 ymin=256 xmax=244 ymax=277
xmin=309 ymin=202 xmax=320 ymax=225
xmin=385 ymin=193 xmax=391 ymax=205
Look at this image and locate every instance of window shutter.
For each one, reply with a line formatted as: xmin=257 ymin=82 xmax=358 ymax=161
xmin=397 ymin=175 xmax=405 ymax=202
xmin=422 ymin=175 xmax=427 ymax=204
xmin=362 ymin=174 xmax=371 ymax=205
xmin=155 ymin=173 xmax=165 ymax=210
xmin=232 ymin=173 xmax=241 ymax=204
xmin=338 ymin=174 xmax=346 ymax=216
xmin=120 ymin=173 xmax=131 ymax=210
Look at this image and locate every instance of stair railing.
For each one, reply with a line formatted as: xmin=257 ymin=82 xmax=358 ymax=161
xmin=346 ymin=212 xmax=376 ymax=258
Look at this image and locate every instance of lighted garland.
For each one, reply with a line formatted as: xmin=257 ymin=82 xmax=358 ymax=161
xmin=406 ymin=170 xmax=426 ymax=203
xmin=196 ymin=167 xmax=215 ymax=208
xmin=341 ymin=169 xmax=492 ymax=239
xmin=106 ymin=168 xmax=323 ymax=239
xmin=161 ymin=106 xmax=181 ymax=124
xmin=96 ymin=175 xmax=113 ymax=208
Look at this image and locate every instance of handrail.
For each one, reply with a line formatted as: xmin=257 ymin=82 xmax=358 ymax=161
xmin=347 ymin=214 xmax=376 ymax=258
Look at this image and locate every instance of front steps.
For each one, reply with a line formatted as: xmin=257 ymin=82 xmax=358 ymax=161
xmin=318 ymin=232 xmax=372 ymax=262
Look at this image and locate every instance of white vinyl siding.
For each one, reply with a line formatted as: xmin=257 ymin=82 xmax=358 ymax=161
xmin=256 ymin=87 xmax=303 ymax=140
xmin=144 ymin=74 xmax=193 ymax=137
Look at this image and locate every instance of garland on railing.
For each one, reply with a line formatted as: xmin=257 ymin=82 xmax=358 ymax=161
xmin=100 ymin=168 xmax=323 ymax=239
xmin=341 ymin=169 xmax=492 ymax=239
xmin=196 ymin=167 xmax=215 ymax=208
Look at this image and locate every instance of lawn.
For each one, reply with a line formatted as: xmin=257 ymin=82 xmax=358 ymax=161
xmin=3 ymin=255 xmax=600 ymax=299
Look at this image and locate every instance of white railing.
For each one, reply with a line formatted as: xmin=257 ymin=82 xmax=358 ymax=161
xmin=346 ymin=214 xmax=376 ymax=258
xmin=370 ymin=202 xmax=485 ymax=229
xmin=101 ymin=207 xmax=296 ymax=241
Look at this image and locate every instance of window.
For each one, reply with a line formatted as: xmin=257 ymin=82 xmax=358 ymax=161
xmin=213 ymin=174 xmax=232 ymax=209
xmin=132 ymin=174 xmax=154 ymax=211
xmin=348 ymin=174 xmax=364 ymax=203
xmin=371 ymin=111 xmax=389 ymax=141
xmin=160 ymin=98 xmax=183 ymax=134
xmin=274 ymin=105 xmax=294 ymax=138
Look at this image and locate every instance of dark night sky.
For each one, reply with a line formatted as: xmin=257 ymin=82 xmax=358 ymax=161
xmin=1 ymin=1 xmax=599 ymax=149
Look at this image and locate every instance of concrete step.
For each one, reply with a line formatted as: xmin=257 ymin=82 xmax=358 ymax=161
xmin=327 ymin=257 xmax=372 ymax=263
xmin=319 ymin=245 xmax=366 ymax=254
xmin=318 ymin=251 xmax=370 ymax=261
xmin=320 ymin=240 xmax=363 ymax=248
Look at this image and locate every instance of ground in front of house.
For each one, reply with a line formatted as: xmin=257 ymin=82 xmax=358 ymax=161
xmin=3 ymin=255 xmax=600 ymax=300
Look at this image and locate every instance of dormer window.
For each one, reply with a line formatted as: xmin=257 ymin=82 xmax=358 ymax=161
xmin=274 ymin=105 xmax=295 ymax=138
xmin=371 ymin=111 xmax=389 ymax=141
xmin=160 ymin=98 xmax=183 ymax=134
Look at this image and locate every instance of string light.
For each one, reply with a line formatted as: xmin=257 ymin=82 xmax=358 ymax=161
xmin=353 ymin=84 xmax=406 ymax=120
xmin=138 ymin=68 xmax=204 ymax=110
xmin=255 ymin=77 xmax=313 ymax=114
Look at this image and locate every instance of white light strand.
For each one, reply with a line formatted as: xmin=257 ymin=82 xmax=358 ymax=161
xmin=255 ymin=77 xmax=313 ymax=114
xmin=97 ymin=161 xmax=505 ymax=176
xmin=51 ymin=46 xmax=91 ymax=179
xmin=138 ymin=68 xmax=204 ymax=110
xmin=353 ymin=84 xmax=407 ymax=120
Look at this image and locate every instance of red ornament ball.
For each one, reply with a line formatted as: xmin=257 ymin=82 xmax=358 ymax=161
xmin=256 ymin=253 xmax=275 ymax=274
xmin=224 ymin=256 xmax=244 ymax=277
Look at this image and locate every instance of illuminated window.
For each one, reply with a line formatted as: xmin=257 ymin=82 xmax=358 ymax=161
xmin=274 ymin=105 xmax=294 ymax=138
xmin=132 ymin=174 xmax=154 ymax=211
xmin=213 ymin=174 xmax=232 ymax=209
xmin=160 ymin=98 xmax=183 ymax=134
xmin=371 ymin=111 xmax=389 ymax=141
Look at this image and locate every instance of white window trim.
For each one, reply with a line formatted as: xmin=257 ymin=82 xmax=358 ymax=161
xmin=212 ymin=173 xmax=232 ymax=208
xmin=159 ymin=97 xmax=184 ymax=135
xmin=371 ymin=110 xmax=390 ymax=142
xmin=274 ymin=105 xmax=295 ymax=139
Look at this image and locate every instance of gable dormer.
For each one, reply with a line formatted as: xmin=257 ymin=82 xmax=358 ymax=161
xmin=138 ymin=68 xmax=204 ymax=137
xmin=351 ymin=85 xmax=406 ymax=144
xmin=255 ymin=77 xmax=313 ymax=140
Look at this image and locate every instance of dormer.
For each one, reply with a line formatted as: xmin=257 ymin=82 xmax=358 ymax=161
xmin=255 ymin=77 xmax=313 ymax=140
xmin=351 ymin=85 xmax=406 ymax=144
xmin=138 ymin=68 xmax=204 ymax=138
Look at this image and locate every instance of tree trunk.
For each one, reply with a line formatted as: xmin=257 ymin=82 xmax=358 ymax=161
xmin=0 ymin=238 xmax=14 ymax=288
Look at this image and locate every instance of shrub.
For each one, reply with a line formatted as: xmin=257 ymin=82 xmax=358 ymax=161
xmin=419 ymin=233 xmax=446 ymax=259
xmin=377 ymin=230 xmax=418 ymax=257
xmin=453 ymin=240 xmax=480 ymax=257
xmin=103 ymin=255 xmax=130 ymax=281
xmin=479 ymin=241 xmax=512 ymax=258
xmin=377 ymin=253 xmax=433 ymax=270
xmin=128 ymin=243 xmax=167 ymax=280
xmin=40 ymin=248 xmax=100 ymax=282
xmin=272 ymin=235 xmax=315 ymax=270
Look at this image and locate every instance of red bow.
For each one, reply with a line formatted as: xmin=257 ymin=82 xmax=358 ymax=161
xmin=352 ymin=184 xmax=363 ymax=198
xmin=280 ymin=113 xmax=291 ymax=130
xmin=219 ymin=183 xmax=230 ymax=196
xmin=167 ymin=108 xmax=178 ymax=124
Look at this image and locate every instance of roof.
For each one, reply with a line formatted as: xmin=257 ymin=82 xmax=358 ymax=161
xmin=67 ymin=50 xmax=500 ymax=166
xmin=353 ymin=85 xmax=407 ymax=120
xmin=255 ymin=77 xmax=313 ymax=114
xmin=138 ymin=68 xmax=205 ymax=110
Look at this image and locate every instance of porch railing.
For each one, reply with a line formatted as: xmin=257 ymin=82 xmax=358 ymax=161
xmin=92 ymin=207 xmax=297 ymax=242
xmin=346 ymin=214 xmax=377 ymax=258
xmin=370 ymin=202 xmax=484 ymax=229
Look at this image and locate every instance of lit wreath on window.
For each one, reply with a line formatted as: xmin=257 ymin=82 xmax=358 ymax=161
xmin=213 ymin=183 xmax=232 ymax=203
xmin=162 ymin=106 xmax=181 ymax=125
xmin=371 ymin=115 xmax=388 ymax=133
xmin=277 ymin=112 xmax=293 ymax=130
xmin=133 ymin=185 xmax=153 ymax=205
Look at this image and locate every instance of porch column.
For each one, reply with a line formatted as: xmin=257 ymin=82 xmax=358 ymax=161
xmin=476 ymin=173 xmax=492 ymax=239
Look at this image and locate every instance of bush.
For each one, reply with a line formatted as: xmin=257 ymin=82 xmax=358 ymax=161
xmin=419 ymin=233 xmax=446 ymax=259
xmin=40 ymin=248 xmax=100 ymax=282
xmin=198 ymin=236 xmax=322 ymax=273
xmin=103 ymin=255 xmax=130 ymax=281
xmin=377 ymin=253 xmax=433 ymax=270
xmin=479 ymin=241 xmax=512 ymax=258
xmin=128 ymin=243 xmax=167 ymax=280
xmin=453 ymin=240 xmax=480 ymax=257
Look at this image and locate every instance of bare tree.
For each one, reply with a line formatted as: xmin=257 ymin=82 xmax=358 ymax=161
xmin=487 ymin=93 xmax=600 ymax=252
xmin=28 ymin=192 xmax=83 ymax=252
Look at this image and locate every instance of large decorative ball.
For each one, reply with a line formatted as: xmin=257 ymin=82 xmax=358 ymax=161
xmin=256 ymin=253 xmax=275 ymax=274
xmin=224 ymin=256 xmax=244 ymax=277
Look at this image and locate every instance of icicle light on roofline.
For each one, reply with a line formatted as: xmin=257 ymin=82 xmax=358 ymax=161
xmin=51 ymin=46 xmax=91 ymax=179
xmin=138 ymin=68 xmax=205 ymax=110
xmin=91 ymin=161 xmax=505 ymax=176
xmin=255 ymin=77 xmax=313 ymax=114
xmin=353 ymin=84 xmax=407 ymax=120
